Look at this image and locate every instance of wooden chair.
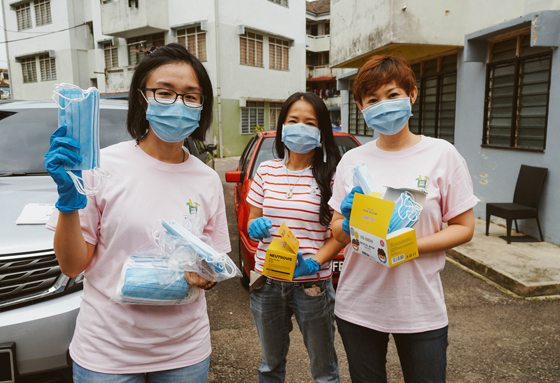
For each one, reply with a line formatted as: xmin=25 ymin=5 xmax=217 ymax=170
xmin=486 ymin=165 xmax=548 ymax=244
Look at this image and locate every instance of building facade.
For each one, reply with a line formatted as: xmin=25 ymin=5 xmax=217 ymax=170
xmin=331 ymin=0 xmax=560 ymax=245
xmin=2 ymin=0 xmax=306 ymax=157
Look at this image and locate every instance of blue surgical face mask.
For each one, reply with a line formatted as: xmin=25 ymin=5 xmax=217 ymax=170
xmin=53 ymin=83 xmax=106 ymax=196
xmin=362 ymin=97 xmax=412 ymax=136
xmin=143 ymin=93 xmax=202 ymax=143
xmin=388 ymin=191 xmax=422 ymax=234
xmin=282 ymin=123 xmax=321 ymax=154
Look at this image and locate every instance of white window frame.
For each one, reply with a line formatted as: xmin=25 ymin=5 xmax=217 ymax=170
xmin=127 ymin=33 xmax=165 ymax=66
xmin=16 ymin=3 xmax=32 ymax=31
xmin=240 ymin=32 xmax=264 ymax=67
xmin=104 ymin=42 xmax=119 ymax=69
xmin=241 ymin=101 xmax=265 ymax=134
xmin=269 ymin=102 xmax=282 ymax=130
xmin=21 ymin=57 xmax=37 ymax=83
xmin=177 ymin=26 xmax=207 ymax=62
xmin=39 ymin=54 xmax=56 ymax=81
xmin=34 ymin=0 xmax=51 ymax=26
xmin=269 ymin=37 xmax=289 ymax=71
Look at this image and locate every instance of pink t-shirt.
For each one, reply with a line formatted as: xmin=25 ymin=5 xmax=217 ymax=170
xmin=329 ymin=136 xmax=478 ymax=333
xmin=46 ymin=140 xmax=231 ymax=374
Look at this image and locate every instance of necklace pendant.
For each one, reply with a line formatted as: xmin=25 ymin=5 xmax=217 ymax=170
xmin=286 ymin=191 xmax=293 ymax=199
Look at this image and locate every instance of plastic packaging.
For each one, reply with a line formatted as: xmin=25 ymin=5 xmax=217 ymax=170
xmin=113 ymin=218 xmax=240 ymax=305
xmin=388 ymin=191 xmax=423 ymax=234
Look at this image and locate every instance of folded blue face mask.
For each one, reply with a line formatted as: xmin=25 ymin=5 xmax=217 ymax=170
xmin=362 ymin=97 xmax=412 ymax=136
xmin=388 ymin=191 xmax=422 ymax=233
xmin=161 ymin=220 xmax=239 ymax=279
xmin=53 ymin=83 xmax=106 ymax=196
xmin=143 ymin=93 xmax=201 ymax=143
xmin=122 ymin=264 xmax=190 ymax=301
xmin=352 ymin=163 xmax=378 ymax=195
xmin=282 ymin=123 xmax=321 ymax=154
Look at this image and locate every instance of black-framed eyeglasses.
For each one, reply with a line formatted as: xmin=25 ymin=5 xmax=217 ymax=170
xmin=142 ymin=88 xmax=206 ymax=108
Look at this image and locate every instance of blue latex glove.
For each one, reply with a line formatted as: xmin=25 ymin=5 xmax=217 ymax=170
xmin=293 ymin=252 xmax=320 ymax=278
xmin=248 ymin=217 xmax=272 ymax=240
xmin=44 ymin=126 xmax=87 ymax=213
xmin=340 ymin=186 xmax=363 ymax=235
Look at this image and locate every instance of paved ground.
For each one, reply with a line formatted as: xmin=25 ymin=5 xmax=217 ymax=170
xmin=206 ymin=157 xmax=560 ymax=382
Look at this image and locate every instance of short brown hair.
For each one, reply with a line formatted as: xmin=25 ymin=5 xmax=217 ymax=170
xmin=352 ymin=55 xmax=416 ymax=105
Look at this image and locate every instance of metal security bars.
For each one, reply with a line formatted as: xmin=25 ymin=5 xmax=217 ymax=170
xmin=240 ymin=32 xmax=263 ymax=67
xmin=410 ymin=54 xmax=457 ymax=143
xmin=34 ymin=0 xmax=52 ymax=26
xmin=127 ymin=33 xmax=165 ymax=66
xmin=39 ymin=54 xmax=56 ymax=81
xmin=16 ymin=3 xmax=32 ymax=30
xmin=269 ymin=38 xmax=289 ymax=71
xmin=348 ymin=86 xmax=369 ymax=136
xmin=21 ymin=57 xmax=37 ymax=83
xmin=483 ymin=33 xmax=552 ymax=150
xmin=241 ymin=101 xmax=265 ymax=134
xmin=177 ymin=26 xmax=207 ymax=62
xmin=269 ymin=102 xmax=282 ymax=130
xmin=269 ymin=0 xmax=288 ymax=7
xmin=104 ymin=42 xmax=118 ymax=69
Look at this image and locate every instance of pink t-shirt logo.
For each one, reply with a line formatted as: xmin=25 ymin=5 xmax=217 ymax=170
xmin=416 ymin=175 xmax=430 ymax=188
xmin=186 ymin=200 xmax=201 ymax=214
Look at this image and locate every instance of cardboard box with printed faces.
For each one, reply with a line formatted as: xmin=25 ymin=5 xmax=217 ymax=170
xmin=349 ymin=187 xmax=427 ymax=267
xmin=263 ymin=223 xmax=299 ymax=280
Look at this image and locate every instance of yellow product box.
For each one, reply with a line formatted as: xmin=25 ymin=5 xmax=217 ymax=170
xmin=262 ymin=223 xmax=300 ymax=280
xmin=349 ymin=187 xmax=427 ymax=267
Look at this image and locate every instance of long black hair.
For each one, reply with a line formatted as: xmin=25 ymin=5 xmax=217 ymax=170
xmin=126 ymin=43 xmax=214 ymax=142
xmin=275 ymin=92 xmax=341 ymax=227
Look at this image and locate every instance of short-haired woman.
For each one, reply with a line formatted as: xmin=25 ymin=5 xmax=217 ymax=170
xmin=247 ymin=92 xmax=346 ymax=382
xmin=44 ymin=43 xmax=230 ymax=382
xmin=329 ymin=55 xmax=479 ymax=383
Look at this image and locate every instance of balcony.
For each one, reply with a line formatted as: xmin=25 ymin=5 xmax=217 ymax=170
xmin=100 ymin=0 xmax=169 ymax=39
xmin=306 ymin=34 xmax=330 ymax=52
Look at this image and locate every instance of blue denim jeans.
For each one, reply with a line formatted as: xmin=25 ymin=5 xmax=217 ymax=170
xmin=250 ymin=277 xmax=339 ymax=383
xmin=336 ymin=316 xmax=448 ymax=383
xmin=72 ymin=356 xmax=210 ymax=383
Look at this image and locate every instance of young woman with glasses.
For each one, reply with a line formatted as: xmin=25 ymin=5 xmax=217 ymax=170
xmin=44 ymin=43 xmax=229 ymax=382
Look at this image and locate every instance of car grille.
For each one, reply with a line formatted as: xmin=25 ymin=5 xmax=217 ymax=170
xmin=0 ymin=250 xmax=61 ymax=305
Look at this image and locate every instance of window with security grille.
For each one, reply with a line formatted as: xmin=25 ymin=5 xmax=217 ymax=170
xmin=241 ymin=101 xmax=265 ymax=134
xmin=177 ymin=26 xmax=207 ymax=62
xmin=240 ymin=32 xmax=263 ymax=67
xmin=269 ymin=102 xmax=283 ymax=130
xmin=16 ymin=3 xmax=32 ymax=30
xmin=21 ymin=57 xmax=37 ymax=83
xmin=269 ymin=0 xmax=288 ymax=7
xmin=127 ymin=33 xmax=165 ymax=66
xmin=348 ymin=83 xmax=370 ymax=136
xmin=269 ymin=37 xmax=289 ymax=71
xmin=483 ymin=32 xmax=552 ymax=150
xmin=39 ymin=54 xmax=56 ymax=81
xmin=409 ymin=53 xmax=457 ymax=143
xmin=34 ymin=0 xmax=52 ymax=26
xmin=104 ymin=42 xmax=118 ymax=69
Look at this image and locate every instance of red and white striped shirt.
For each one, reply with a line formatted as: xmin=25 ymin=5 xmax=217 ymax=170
xmin=247 ymin=159 xmax=334 ymax=282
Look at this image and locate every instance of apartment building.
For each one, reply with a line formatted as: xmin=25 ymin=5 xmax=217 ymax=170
xmin=330 ymin=0 xmax=560 ymax=245
xmin=2 ymin=0 xmax=306 ymax=156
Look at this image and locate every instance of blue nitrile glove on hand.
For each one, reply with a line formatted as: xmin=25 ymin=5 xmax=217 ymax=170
xmin=248 ymin=217 xmax=272 ymax=240
xmin=340 ymin=186 xmax=363 ymax=235
xmin=44 ymin=126 xmax=87 ymax=213
xmin=293 ymin=252 xmax=320 ymax=278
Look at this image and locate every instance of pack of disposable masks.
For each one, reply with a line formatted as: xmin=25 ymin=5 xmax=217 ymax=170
xmin=114 ymin=216 xmax=241 ymax=305
xmin=52 ymin=83 xmax=106 ymax=196
xmin=352 ymin=163 xmax=378 ymax=195
xmin=388 ymin=191 xmax=423 ymax=234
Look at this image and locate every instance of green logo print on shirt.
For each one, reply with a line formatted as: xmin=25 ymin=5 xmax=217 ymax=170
xmin=416 ymin=175 xmax=429 ymax=188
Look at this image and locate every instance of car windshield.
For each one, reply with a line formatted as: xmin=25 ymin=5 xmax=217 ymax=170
xmin=248 ymin=135 xmax=359 ymax=179
xmin=0 ymin=106 xmax=130 ymax=174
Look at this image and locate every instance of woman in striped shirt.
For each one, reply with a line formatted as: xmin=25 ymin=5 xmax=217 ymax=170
xmin=246 ymin=92 xmax=346 ymax=383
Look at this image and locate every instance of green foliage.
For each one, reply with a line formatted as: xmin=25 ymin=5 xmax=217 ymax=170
xmin=252 ymin=125 xmax=264 ymax=133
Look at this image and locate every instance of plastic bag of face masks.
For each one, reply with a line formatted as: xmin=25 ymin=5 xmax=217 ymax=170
xmin=113 ymin=217 xmax=239 ymax=305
